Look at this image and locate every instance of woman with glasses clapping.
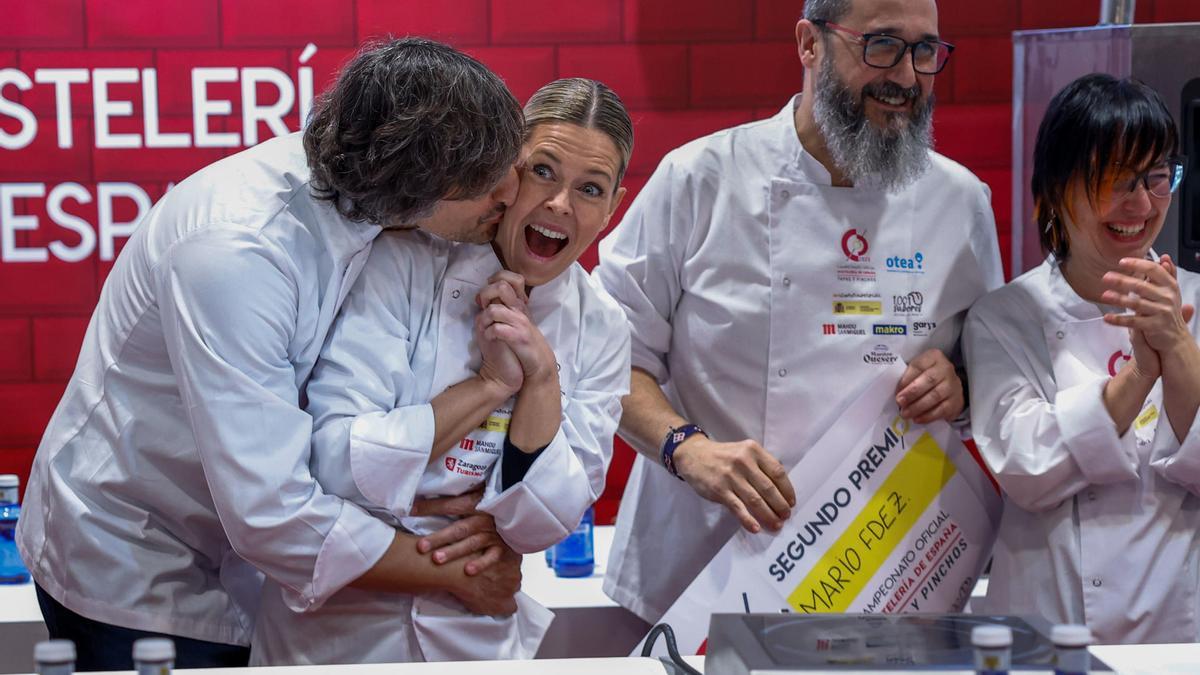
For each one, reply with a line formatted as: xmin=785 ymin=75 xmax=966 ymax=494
xmin=963 ymin=73 xmax=1196 ymax=644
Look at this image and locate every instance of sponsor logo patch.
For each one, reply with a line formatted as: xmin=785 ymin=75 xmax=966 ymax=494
xmin=833 ymin=300 xmax=882 ymax=316
xmin=837 ymin=228 xmax=876 ymax=283
xmin=892 ymin=291 xmax=924 ymax=315
xmin=1108 ymin=349 xmax=1132 ymax=377
xmin=884 ymin=251 xmax=926 ymax=274
xmin=911 ymin=320 xmax=937 ymax=337
xmin=841 ymin=229 xmax=870 ymax=261
xmin=872 ymin=324 xmax=908 ymax=336
xmin=822 ymin=322 xmax=866 ymax=336
xmin=863 ymin=344 xmax=899 ymax=365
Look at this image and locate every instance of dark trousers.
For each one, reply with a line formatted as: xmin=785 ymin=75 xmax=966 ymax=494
xmin=35 ymin=584 xmax=250 ymax=671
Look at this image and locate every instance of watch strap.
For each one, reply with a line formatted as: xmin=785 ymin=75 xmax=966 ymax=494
xmin=662 ymin=423 xmax=707 ymax=480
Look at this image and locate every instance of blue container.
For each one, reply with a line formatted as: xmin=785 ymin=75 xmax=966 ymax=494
xmin=552 ymin=506 xmax=594 ymax=578
xmin=0 ymin=475 xmax=30 ymax=585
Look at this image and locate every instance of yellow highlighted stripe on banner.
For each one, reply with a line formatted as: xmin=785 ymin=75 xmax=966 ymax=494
xmin=787 ymin=432 xmax=956 ymax=612
xmin=477 ymin=414 xmax=510 ymax=433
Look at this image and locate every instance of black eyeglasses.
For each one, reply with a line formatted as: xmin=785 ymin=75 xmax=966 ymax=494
xmin=1112 ymin=156 xmax=1188 ymax=199
xmin=812 ymin=19 xmax=955 ymax=75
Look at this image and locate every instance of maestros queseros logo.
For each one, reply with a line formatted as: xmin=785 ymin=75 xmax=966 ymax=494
xmin=863 ymin=344 xmax=899 ymax=365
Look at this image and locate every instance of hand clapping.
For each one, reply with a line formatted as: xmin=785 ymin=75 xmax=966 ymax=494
xmin=1101 ymin=254 xmax=1196 ymax=371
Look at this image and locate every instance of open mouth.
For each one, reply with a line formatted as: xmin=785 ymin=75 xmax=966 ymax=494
xmin=524 ymin=223 xmax=569 ymax=260
xmin=1105 ymin=221 xmax=1146 ymax=242
xmin=868 ymin=93 xmax=912 ymax=111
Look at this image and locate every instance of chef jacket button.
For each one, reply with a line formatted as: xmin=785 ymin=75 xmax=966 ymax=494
xmin=1056 ymin=330 xmax=1065 ymax=339
xmin=778 ymin=368 xmax=788 ymax=377
xmin=781 ymin=190 xmax=790 ymax=199
xmin=783 ymin=276 xmax=791 ymax=286
xmin=451 ymin=289 xmax=462 ymax=299
xmin=1088 ymin=491 xmax=1097 ymax=501
xmin=1092 ymin=578 xmax=1102 ymax=587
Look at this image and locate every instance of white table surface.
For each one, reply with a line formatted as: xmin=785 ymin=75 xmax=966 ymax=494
xmin=12 ymin=527 xmax=1189 ymax=675
xmin=11 ymin=658 xmax=676 ymax=675
xmin=9 ymin=645 xmax=1200 ymax=675
xmin=0 ymin=526 xmax=648 ymax=673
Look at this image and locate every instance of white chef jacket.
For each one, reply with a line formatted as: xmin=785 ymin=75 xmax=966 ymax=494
xmin=964 ymin=256 xmax=1200 ymax=644
xmin=250 ymin=229 xmax=630 ymax=665
xmin=15 ymin=133 xmax=396 ymax=646
xmin=595 ymin=96 xmax=1004 ymax=623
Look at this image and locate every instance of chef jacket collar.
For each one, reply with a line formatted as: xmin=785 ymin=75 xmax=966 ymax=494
xmin=773 ymin=94 xmax=834 ymax=187
xmin=452 ymin=242 xmax=573 ymax=309
xmin=1047 ymin=250 xmax=1160 ymax=323
xmin=320 ymin=193 xmax=384 ymax=262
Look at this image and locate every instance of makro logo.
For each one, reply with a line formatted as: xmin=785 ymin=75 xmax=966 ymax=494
xmin=885 ymin=251 xmax=925 ymax=273
xmin=893 ymin=291 xmax=924 ymax=315
xmin=1108 ymin=349 xmax=1132 ymax=376
xmin=841 ymin=229 xmax=870 ymax=262
xmin=873 ymin=324 xmax=907 ymax=336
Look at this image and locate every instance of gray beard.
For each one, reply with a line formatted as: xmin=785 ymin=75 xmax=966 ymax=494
xmin=812 ymin=65 xmax=934 ymax=193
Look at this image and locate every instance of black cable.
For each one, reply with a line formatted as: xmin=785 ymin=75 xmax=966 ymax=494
xmin=641 ymin=623 xmax=703 ymax=675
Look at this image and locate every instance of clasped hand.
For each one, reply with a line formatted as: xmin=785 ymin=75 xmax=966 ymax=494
xmin=474 ymin=271 xmax=558 ymax=394
xmin=1101 ymin=255 xmax=1195 ymax=378
xmin=411 ymin=490 xmax=521 ymax=615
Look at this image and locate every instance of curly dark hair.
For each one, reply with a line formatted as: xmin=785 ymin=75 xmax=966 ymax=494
xmin=303 ymin=38 xmax=524 ymax=225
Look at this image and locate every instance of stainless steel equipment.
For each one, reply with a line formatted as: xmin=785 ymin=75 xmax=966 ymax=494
xmin=1011 ymin=22 xmax=1200 ymax=275
xmin=1099 ymin=0 xmax=1137 ymax=25
xmin=703 ymin=613 xmax=1111 ymax=673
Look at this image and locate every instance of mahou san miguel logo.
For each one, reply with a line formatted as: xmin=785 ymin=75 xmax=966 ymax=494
xmin=1108 ymin=350 xmax=1132 ymax=376
xmin=842 ymin=229 xmax=870 ymax=262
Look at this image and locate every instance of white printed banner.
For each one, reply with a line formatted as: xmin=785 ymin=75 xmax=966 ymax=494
xmin=644 ymin=363 xmax=1002 ymax=655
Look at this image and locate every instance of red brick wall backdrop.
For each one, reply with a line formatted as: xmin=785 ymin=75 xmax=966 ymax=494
xmin=2 ymin=1 xmax=1199 ymax=521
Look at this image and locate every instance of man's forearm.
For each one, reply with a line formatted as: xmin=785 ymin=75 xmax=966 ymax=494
xmin=350 ymin=530 xmax=463 ymax=595
xmin=429 ymin=375 xmax=514 ymax=460
xmin=620 ymin=367 xmax=689 ymax=464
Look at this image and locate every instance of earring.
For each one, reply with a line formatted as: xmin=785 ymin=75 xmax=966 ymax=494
xmin=1043 ymin=212 xmax=1057 ymax=234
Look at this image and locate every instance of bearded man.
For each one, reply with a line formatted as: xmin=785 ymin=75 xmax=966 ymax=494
xmin=595 ymin=0 xmax=1004 ymax=623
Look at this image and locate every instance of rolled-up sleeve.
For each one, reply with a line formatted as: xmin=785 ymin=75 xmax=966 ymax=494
xmin=480 ymin=300 xmax=632 ymax=553
xmin=1150 ymin=390 xmax=1200 ymax=496
xmin=305 ymin=241 xmax=437 ymax=520
xmin=595 ymin=158 xmax=689 ymax=384
xmin=963 ymin=303 xmax=1138 ymax=513
xmin=157 ymin=230 xmax=394 ymax=613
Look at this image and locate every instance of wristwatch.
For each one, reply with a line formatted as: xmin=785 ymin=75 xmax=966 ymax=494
xmin=661 ymin=423 xmax=707 ymax=481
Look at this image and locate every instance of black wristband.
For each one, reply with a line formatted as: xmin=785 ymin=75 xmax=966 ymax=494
xmin=500 ymin=436 xmax=548 ymax=491
xmin=661 ymin=423 xmax=707 ymax=480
